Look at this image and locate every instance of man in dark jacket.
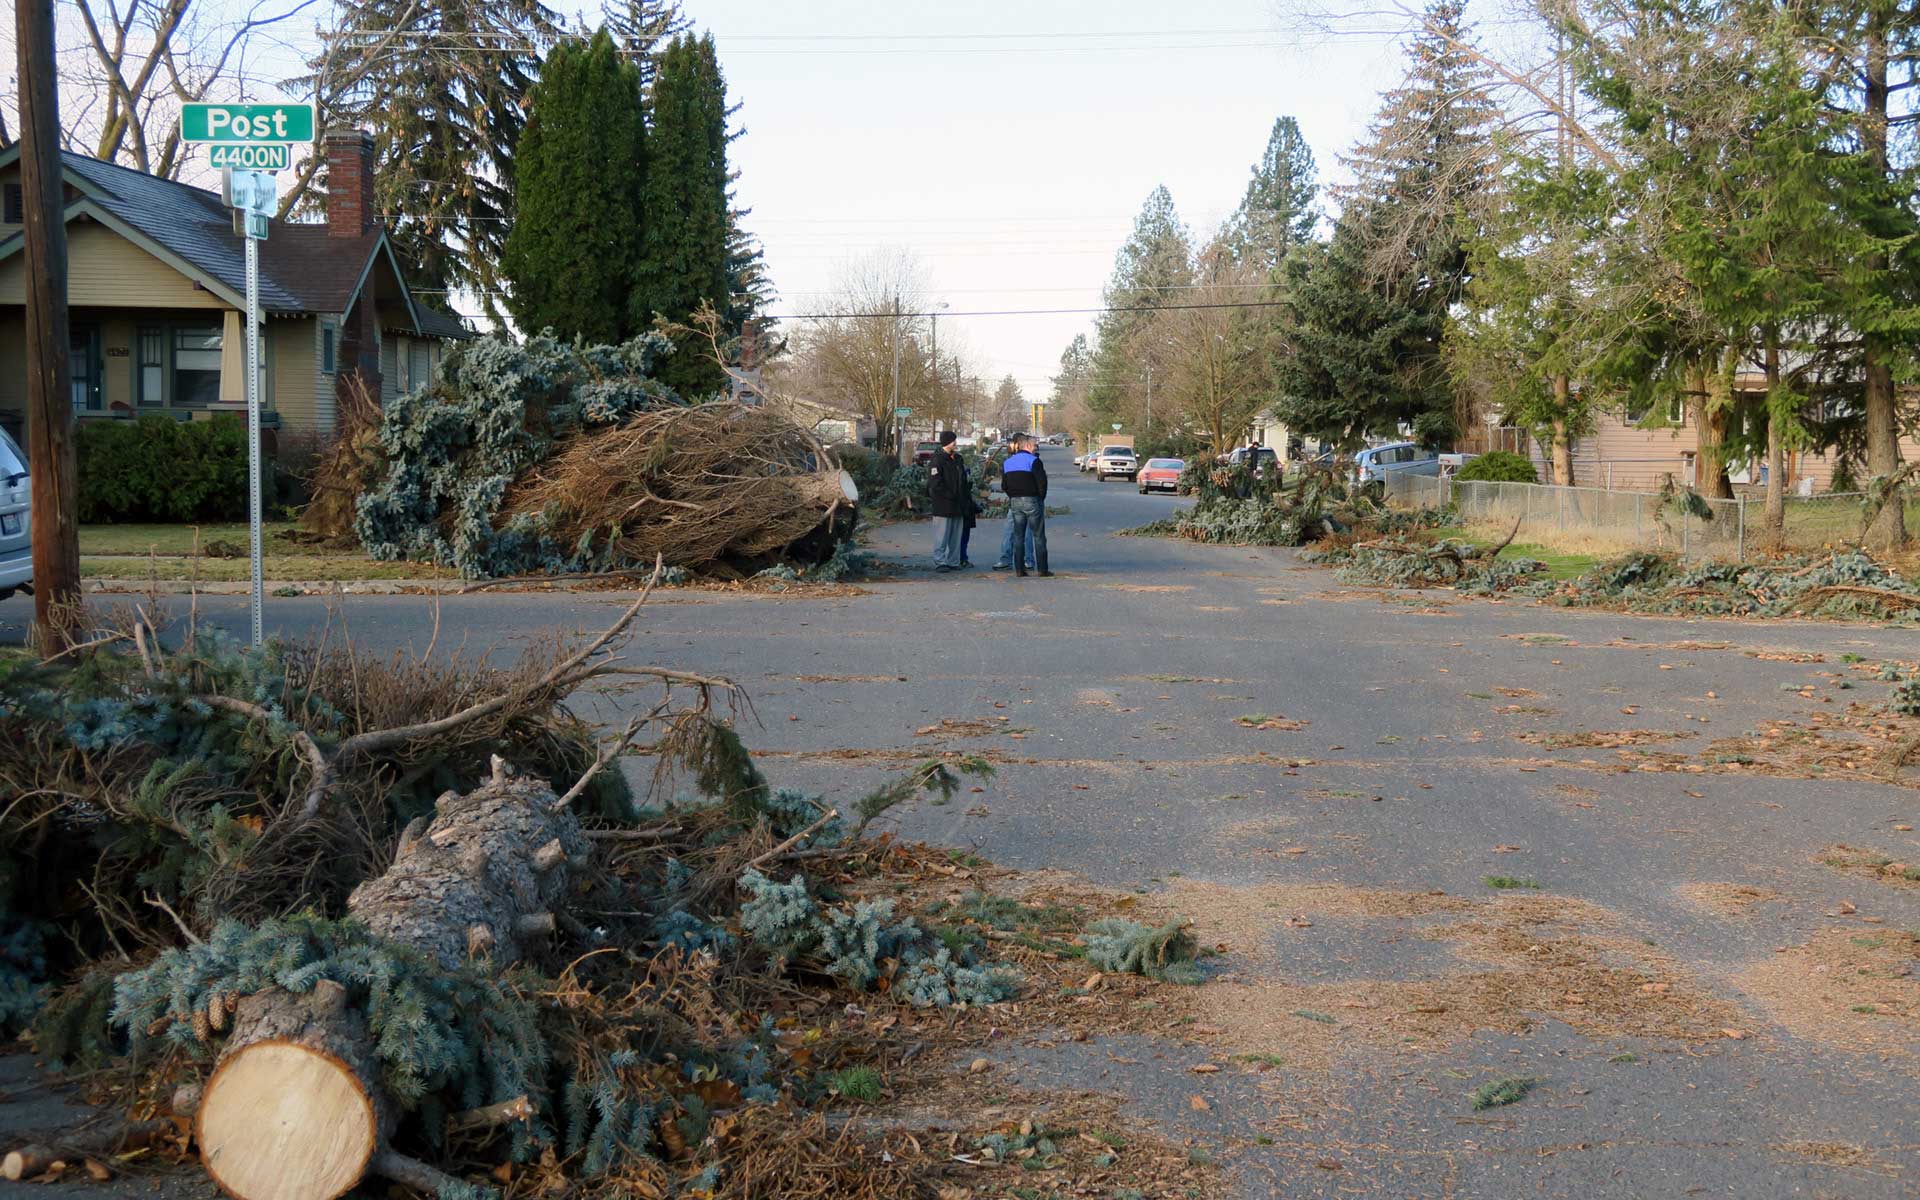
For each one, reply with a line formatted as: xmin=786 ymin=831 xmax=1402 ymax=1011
xmin=926 ymin=430 xmax=968 ymax=571
xmin=1000 ymin=433 xmax=1051 ymax=577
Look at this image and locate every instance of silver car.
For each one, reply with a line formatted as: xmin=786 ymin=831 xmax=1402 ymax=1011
xmin=1352 ymin=441 xmax=1440 ymax=488
xmin=0 ymin=428 xmax=29 ymax=601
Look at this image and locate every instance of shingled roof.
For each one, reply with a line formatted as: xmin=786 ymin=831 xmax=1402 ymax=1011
xmin=0 ymin=148 xmax=471 ymax=338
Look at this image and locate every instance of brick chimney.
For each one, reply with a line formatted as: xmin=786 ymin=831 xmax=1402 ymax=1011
xmin=324 ymin=129 xmax=376 ymax=237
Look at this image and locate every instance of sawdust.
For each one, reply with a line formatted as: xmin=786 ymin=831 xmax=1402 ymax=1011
xmin=1771 ymin=1140 xmax=1900 ymax=1175
xmin=915 ymin=719 xmax=1004 ymax=739
xmin=1676 ymin=882 xmax=1787 ymax=915
xmin=1096 ymin=583 xmax=1196 ymax=594
xmin=890 ymin=1074 xmax=1228 ymax=1198
xmin=1517 ymin=729 xmax=1699 ymax=749
xmin=1816 ymin=844 xmax=1920 ymax=890
xmin=780 ymin=673 xmax=909 ymax=684
xmin=1733 ymin=930 xmax=1918 ymax=1055
xmin=1149 ymin=884 xmax=1739 ymax=1066
xmin=1158 ymin=880 xmax=1472 ymax=949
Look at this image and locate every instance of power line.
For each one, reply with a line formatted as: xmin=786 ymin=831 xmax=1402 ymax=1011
xmin=770 ymin=299 xmax=1290 ymax=320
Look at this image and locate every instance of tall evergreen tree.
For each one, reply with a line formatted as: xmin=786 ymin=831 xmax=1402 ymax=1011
xmin=312 ymin=0 xmax=563 ymax=316
xmin=502 ymin=31 xmax=645 ymax=344
xmin=1808 ymin=1 xmax=1920 ymax=549
xmin=1222 ymin=116 xmax=1319 ymax=271
xmin=606 ymin=0 xmax=691 ymax=95
xmin=1276 ymin=0 xmax=1494 ymax=447
xmin=1088 ymin=186 xmax=1194 ymax=432
xmin=633 ymin=33 xmax=733 ymax=396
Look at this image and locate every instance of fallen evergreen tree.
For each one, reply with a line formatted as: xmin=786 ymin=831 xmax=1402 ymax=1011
xmin=1117 ymin=459 xmax=1432 ymax=548
xmin=1 ymin=586 xmax=1199 ymax=1198
xmin=308 ymin=332 xmax=858 ymax=580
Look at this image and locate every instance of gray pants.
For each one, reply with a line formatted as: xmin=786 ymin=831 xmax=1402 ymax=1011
xmin=931 ymin=516 xmax=965 ymax=567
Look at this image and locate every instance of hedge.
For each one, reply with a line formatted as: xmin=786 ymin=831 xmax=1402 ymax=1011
xmin=1454 ymin=450 xmax=1539 ymax=484
xmin=77 ymin=414 xmax=250 ymax=523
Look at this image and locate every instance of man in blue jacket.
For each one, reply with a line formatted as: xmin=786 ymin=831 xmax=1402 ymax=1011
xmin=1000 ymin=434 xmax=1051 ymax=577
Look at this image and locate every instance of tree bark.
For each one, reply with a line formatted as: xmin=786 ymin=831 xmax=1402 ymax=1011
xmin=1861 ymin=11 xmax=1908 ymax=552
xmin=1550 ymin=374 xmax=1574 ymax=487
xmin=1693 ymin=356 xmax=1735 ymax=500
xmin=15 ymin=0 xmax=81 ymax=658
xmin=193 ymin=761 xmax=586 ymax=1200
xmin=1763 ymin=336 xmax=1786 ymax=551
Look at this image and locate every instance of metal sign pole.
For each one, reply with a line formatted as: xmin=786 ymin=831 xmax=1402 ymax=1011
xmin=245 ymin=232 xmax=263 ymax=646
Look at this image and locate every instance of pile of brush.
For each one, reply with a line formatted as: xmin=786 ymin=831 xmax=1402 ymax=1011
xmin=328 ymin=333 xmax=854 ymax=580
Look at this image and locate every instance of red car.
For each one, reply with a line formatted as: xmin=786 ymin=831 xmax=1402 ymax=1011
xmin=913 ymin=441 xmax=940 ymax=466
xmin=1136 ymin=457 xmax=1186 ymax=494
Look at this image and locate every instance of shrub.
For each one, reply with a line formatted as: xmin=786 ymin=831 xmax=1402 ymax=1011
xmin=77 ymin=414 xmax=251 ymax=523
xmin=1454 ymin=451 xmax=1538 ymax=484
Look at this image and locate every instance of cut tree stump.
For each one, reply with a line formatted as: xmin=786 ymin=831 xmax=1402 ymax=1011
xmin=194 ymin=759 xmax=585 ymax=1200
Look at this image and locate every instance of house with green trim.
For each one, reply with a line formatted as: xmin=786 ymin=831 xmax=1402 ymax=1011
xmin=0 ymin=131 xmax=470 ymax=445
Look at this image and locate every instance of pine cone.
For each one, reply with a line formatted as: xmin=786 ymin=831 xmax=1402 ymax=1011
xmin=208 ymin=993 xmax=227 ymax=1033
xmin=192 ymin=1009 xmax=212 ymax=1043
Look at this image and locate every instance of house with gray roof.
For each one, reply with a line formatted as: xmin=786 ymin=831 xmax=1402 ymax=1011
xmin=0 ymin=130 xmax=472 ymax=443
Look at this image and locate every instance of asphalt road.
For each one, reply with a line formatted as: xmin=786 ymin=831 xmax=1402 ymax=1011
xmin=4 ymin=445 xmax=1916 ymax=1198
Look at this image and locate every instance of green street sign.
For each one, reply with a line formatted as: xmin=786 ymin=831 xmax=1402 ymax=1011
xmin=182 ymin=102 xmax=315 ymax=145
xmin=209 ymin=144 xmax=290 ymax=171
xmin=894 ymin=407 xmax=912 ymax=417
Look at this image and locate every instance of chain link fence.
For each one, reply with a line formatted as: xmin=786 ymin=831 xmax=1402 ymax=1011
xmin=1383 ymin=474 xmax=1876 ymax=561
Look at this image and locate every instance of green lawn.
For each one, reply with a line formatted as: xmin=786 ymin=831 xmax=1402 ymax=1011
xmin=1431 ymin=525 xmax=1598 ymax=580
xmin=80 ymin=522 xmax=307 ymax=556
xmin=77 ymin=522 xmax=444 ymax=582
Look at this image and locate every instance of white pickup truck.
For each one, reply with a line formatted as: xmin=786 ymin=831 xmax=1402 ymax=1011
xmin=1093 ymin=444 xmax=1139 ymax=482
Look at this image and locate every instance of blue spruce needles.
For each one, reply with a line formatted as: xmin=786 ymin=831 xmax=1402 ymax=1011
xmin=1085 ymin=918 xmax=1205 ymax=985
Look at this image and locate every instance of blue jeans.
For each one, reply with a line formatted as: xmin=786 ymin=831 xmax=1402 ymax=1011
xmin=995 ymin=516 xmax=1036 ymax=569
xmin=931 ymin=516 xmax=965 ymax=567
xmin=1008 ymin=497 xmax=1048 ymax=573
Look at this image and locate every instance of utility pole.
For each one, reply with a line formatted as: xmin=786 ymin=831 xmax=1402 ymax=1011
xmin=16 ymin=0 xmax=80 ymax=658
xmin=1145 ymin=365 xmax=1153 ymax=440
xmin=889 ymin=295 xmax=903 ymax=463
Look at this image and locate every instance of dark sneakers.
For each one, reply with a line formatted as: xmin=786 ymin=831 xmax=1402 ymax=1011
xmin=1037 ymin=570 xmax=1054 ymax=577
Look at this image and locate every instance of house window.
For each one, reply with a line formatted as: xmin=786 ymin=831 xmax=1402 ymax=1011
xmin=3 ymin=183 xmax=21 ymax=224
xmin=321 ymin=320 xmax=337 ymax=375
xmin=137 ymin=327 xmax=165 ymax=405
xmin=172 ymin=326 xmax=223 ymax=407
xmin=70 ymin=326 xmax=101 ymax=412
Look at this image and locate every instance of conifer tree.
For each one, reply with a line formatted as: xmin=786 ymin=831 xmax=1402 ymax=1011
xmin=502 ymin=30 xmax=645 ymax=345
xmin=312 ymin=0 xmax=563 ymax=315
xmin=607 ymin=0 xmax=691 ymax=95
xmin=1222 ymin=116 xmax=1319 ymax=271
xmin=1276 ymin=0 xmax=1493 ymax=446
xmin=1088 ymin=186 xmax=1195 ymax=433
xmin=633 ymin=34 xmax=733 ymax=396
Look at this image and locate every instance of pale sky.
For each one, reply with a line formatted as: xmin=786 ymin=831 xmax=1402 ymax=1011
xmin=10 ymin=0 xmax=1434 ymax=397
xmin=694 ymin=1 xmax=1414 ymax=400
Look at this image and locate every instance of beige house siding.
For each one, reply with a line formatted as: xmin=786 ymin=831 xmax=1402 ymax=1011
xmin=0 ymin=220 xmax=229 ymax=310
xmin=1539 ymin=409 xmax=1920 ymax=493
xmin=269 ymin=317 xmax=322 ymax=433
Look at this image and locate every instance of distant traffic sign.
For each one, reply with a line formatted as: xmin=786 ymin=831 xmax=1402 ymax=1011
xmin=895 ymin=407 xmax=912 ymax=417
xmin=209 ymin=144 xmax=290 ymax=171
xmin=182 ymin=102 xmax=315 ymax=145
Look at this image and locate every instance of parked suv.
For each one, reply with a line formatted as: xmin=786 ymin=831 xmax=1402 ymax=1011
xmin=0 ymin=428 xmax=31 ymax=602
xmin=1094 ymin=445 xmax=1139 ymax=481
xmin=1352 ymin=442 xmax=1440 ymax=491
xmin=1226 ymin=446 xmax=1282 ymax=477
